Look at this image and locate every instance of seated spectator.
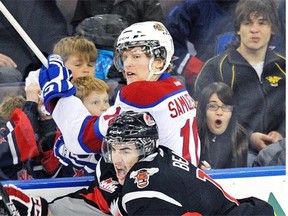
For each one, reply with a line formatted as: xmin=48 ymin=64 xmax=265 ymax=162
xmin=197 ymin=82 xmax=248 ymax=169
xmin=52 ymin=76 xmax=111 ymax=176
xmin=0 ymin=64 xmax=22 ymax=84
xmin=26 ymin=76 xmax=110 ymax=178
xmin=26 ymin=36 xmax=98 ymax=87
xmin=23 ymin=36 xmax=100 ymax=178
xmin=0 ymin=94 xmax=39 ymax=180
xmin=71 ymin=0 xmax=164 ymax=33
xmin=53 ymin=36 xmax=98 ymax=79
xmin=23 ymin=83 xmax=58 ymax=179
xmin=0 ymin=0 xmax=68 ymax=80
xmin=0 ymin=95 xmax=25 ymax=127
xmin=29 ymin=76 xmax=110 ymax=178
xmin=74 ymin=14 xmax=128 ymax=80
xmin=2 ymin=111 xmax=274 ymax=216
xmin=193 ymin=0 xmax=285 ymax=166
xmin=164 ymin=0 xmax=285 ymax=94
xmin=253 ymin=138 xmax=286 ymax=166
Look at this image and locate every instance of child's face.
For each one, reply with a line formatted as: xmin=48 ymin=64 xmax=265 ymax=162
xmin=206 ymin=93 xmax=232 ymax=135
xmin=82 ymin=90 xmax=110 ymax=116
xmin=65 ymin=55 xmax=95 ymax=79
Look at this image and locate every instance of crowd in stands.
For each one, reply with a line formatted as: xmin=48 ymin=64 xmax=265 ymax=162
xmin=0 ymin=0 xmax=285 ymax=182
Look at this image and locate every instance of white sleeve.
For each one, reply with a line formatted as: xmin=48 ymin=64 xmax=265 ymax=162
xmin=52 ymin=96 xmax=91 ymax=154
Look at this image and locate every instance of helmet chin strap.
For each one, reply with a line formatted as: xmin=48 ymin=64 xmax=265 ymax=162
xmin=146 ymin=57 xmax=165 ymax=81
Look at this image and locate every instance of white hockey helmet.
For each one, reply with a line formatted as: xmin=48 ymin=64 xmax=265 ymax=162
xmin=114 ymin=21 xmax=174 ymax=80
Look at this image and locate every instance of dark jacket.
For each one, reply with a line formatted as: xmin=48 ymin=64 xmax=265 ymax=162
xmin=71 ymin=0 xmax=164 ymax=32
xmin=0 ymin=0 xmax=68 ymax=78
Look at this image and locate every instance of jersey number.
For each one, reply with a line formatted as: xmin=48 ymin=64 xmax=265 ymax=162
xmin=180 ymin=118 xmax=199 ymax=164
xmin=196 ymin=169 xmax=239 ymax=205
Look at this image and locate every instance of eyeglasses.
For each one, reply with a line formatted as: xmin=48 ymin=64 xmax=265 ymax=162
xmin=206 ymin=103 xmax=233 ymax=112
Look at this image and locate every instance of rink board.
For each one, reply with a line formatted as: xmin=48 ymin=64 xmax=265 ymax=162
xmin=1 ymin=166 xmax=287 ymax=215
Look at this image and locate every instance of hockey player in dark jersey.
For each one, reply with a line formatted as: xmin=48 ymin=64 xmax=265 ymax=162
xmin=2 ymin=111 xmax=274 ymax=215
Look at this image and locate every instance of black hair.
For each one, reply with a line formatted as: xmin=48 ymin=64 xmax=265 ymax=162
xmin=197 ymin=82 xmax=248 ymax=167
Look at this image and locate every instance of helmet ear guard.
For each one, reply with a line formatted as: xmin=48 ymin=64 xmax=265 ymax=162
xmin=102 ymin=111 xmax=159 ymax=163
xmin=113 ymin=21 xmax=174 ymax=79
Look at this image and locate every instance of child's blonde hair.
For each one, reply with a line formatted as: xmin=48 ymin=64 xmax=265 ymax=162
xmin=72 ymin=76 xmax=110 ymax=101
xmin=53 ymin=36 xmax=98 ymax=63
xmin=0 ymin=95 xmax=26 ymax=122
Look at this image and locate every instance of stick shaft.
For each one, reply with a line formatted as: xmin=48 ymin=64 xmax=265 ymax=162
xmin=0 ymin=1 xmax=48 ymax=68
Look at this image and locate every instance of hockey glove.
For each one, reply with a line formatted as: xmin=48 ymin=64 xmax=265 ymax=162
xmin=4 ymin=184 xmax=48 ymax=216
xmin=39 ymin=54 xmax=76 ymax=113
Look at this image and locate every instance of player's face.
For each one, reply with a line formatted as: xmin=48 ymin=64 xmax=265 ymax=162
xmin=82 ymin=91 xmax=110 ymax=116
xmin=65 ymin=55 xmax=95 ymax=79
xmin=237 ymin=13 xmax=273 ymax=54
xmin=111 ymin=142 xmax=139 ymax=185
xmin=121 ymin=47 xmax=151 ymax=85
xmin=206 ymin=93 xmax=232 ymax=135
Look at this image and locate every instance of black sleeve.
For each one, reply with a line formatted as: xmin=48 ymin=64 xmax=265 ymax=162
xmin=22 ymin=101 xmax=39 ymax=132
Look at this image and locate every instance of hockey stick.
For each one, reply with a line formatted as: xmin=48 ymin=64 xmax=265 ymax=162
xmin=0 ymin=182 xmax=20 ymax=216
xmin=0 ymin=1 xmax=48 ymax=68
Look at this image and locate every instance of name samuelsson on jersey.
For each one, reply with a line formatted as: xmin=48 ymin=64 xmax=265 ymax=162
xmin=168 ymin=93 xmax=196 ymax=118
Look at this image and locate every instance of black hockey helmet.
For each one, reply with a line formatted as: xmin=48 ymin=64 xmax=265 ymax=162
xmin=75 ymin=14 xmax=129 ymax=50
xmin=102 ymin=111 xmax=159 ymax=163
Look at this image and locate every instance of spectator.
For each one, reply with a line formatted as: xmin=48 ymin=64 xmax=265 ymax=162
xmin=22 ymin=36 xmax=99 ymax=178
xmin=71 ymin=0 xmax=164 ymax=33
xmin=25 ymin=35 xmax=98 ymax=110
xmin=74 ymin=14 xmax=129 ymax=80
xmin=252 ymin=138 xmax=286 ymax=166
xmin=27 ymin=76 xmax=110 ymax=179
xmin=23 ymin=83 xmax=58 ymax=179
xmin=39 ymin=21 xmax=201 ymax=166
xmin=0 ymin=0 xmax=69 ymax=80
xmin=0 ymin=35 xmax=101 ymax=180
xmin=53 ymin=76 xmax=111 ymax=176
xmin=193 ymin=0 xmax=285 ymax=166
xmin=3 ymin=111 xmax=274 ymax=216
xmin=164 ymin=0 xmax=285 ymax=94
xmin=197 ymin=82 xmax=248 ymax=169
xmin=0 ymin=64 xmax=23 ymax=84
xmin=53 ymin=36 xmax=98 ymax=79
xmin=0 ymin=95 xmax=25 ymax=127
xmin=0 ymin=93 xmax=39 ymax=180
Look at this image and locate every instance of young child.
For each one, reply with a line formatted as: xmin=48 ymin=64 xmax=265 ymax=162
xmin=53 ymin=36 xmax=98 ymax=79
xmin=24 ymin=36 xmax=100 ymax=178
xmin=197 ymin=82 xmax=248 ymax=169
xmin=25 ymin=35 xmax=98 ymax=89
xmin=0 ymin=94 xmax=39 ymax=180
xmin=0 ymin=95 xmax=26 ymax=127
xmin=71 ymin=76 xmax=110 ymax=116
xmin=43 ymin=76 xmax=111 ymax=177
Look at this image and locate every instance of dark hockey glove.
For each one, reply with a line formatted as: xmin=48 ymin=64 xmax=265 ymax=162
xmin=39 ymin=54 xmax=76 ymax=113
xmin=3 ymin=184 xmax=48 ymax=216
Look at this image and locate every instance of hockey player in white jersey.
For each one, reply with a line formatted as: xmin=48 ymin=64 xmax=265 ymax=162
xmin=39 ymin=21 xmax=200 ymax=166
